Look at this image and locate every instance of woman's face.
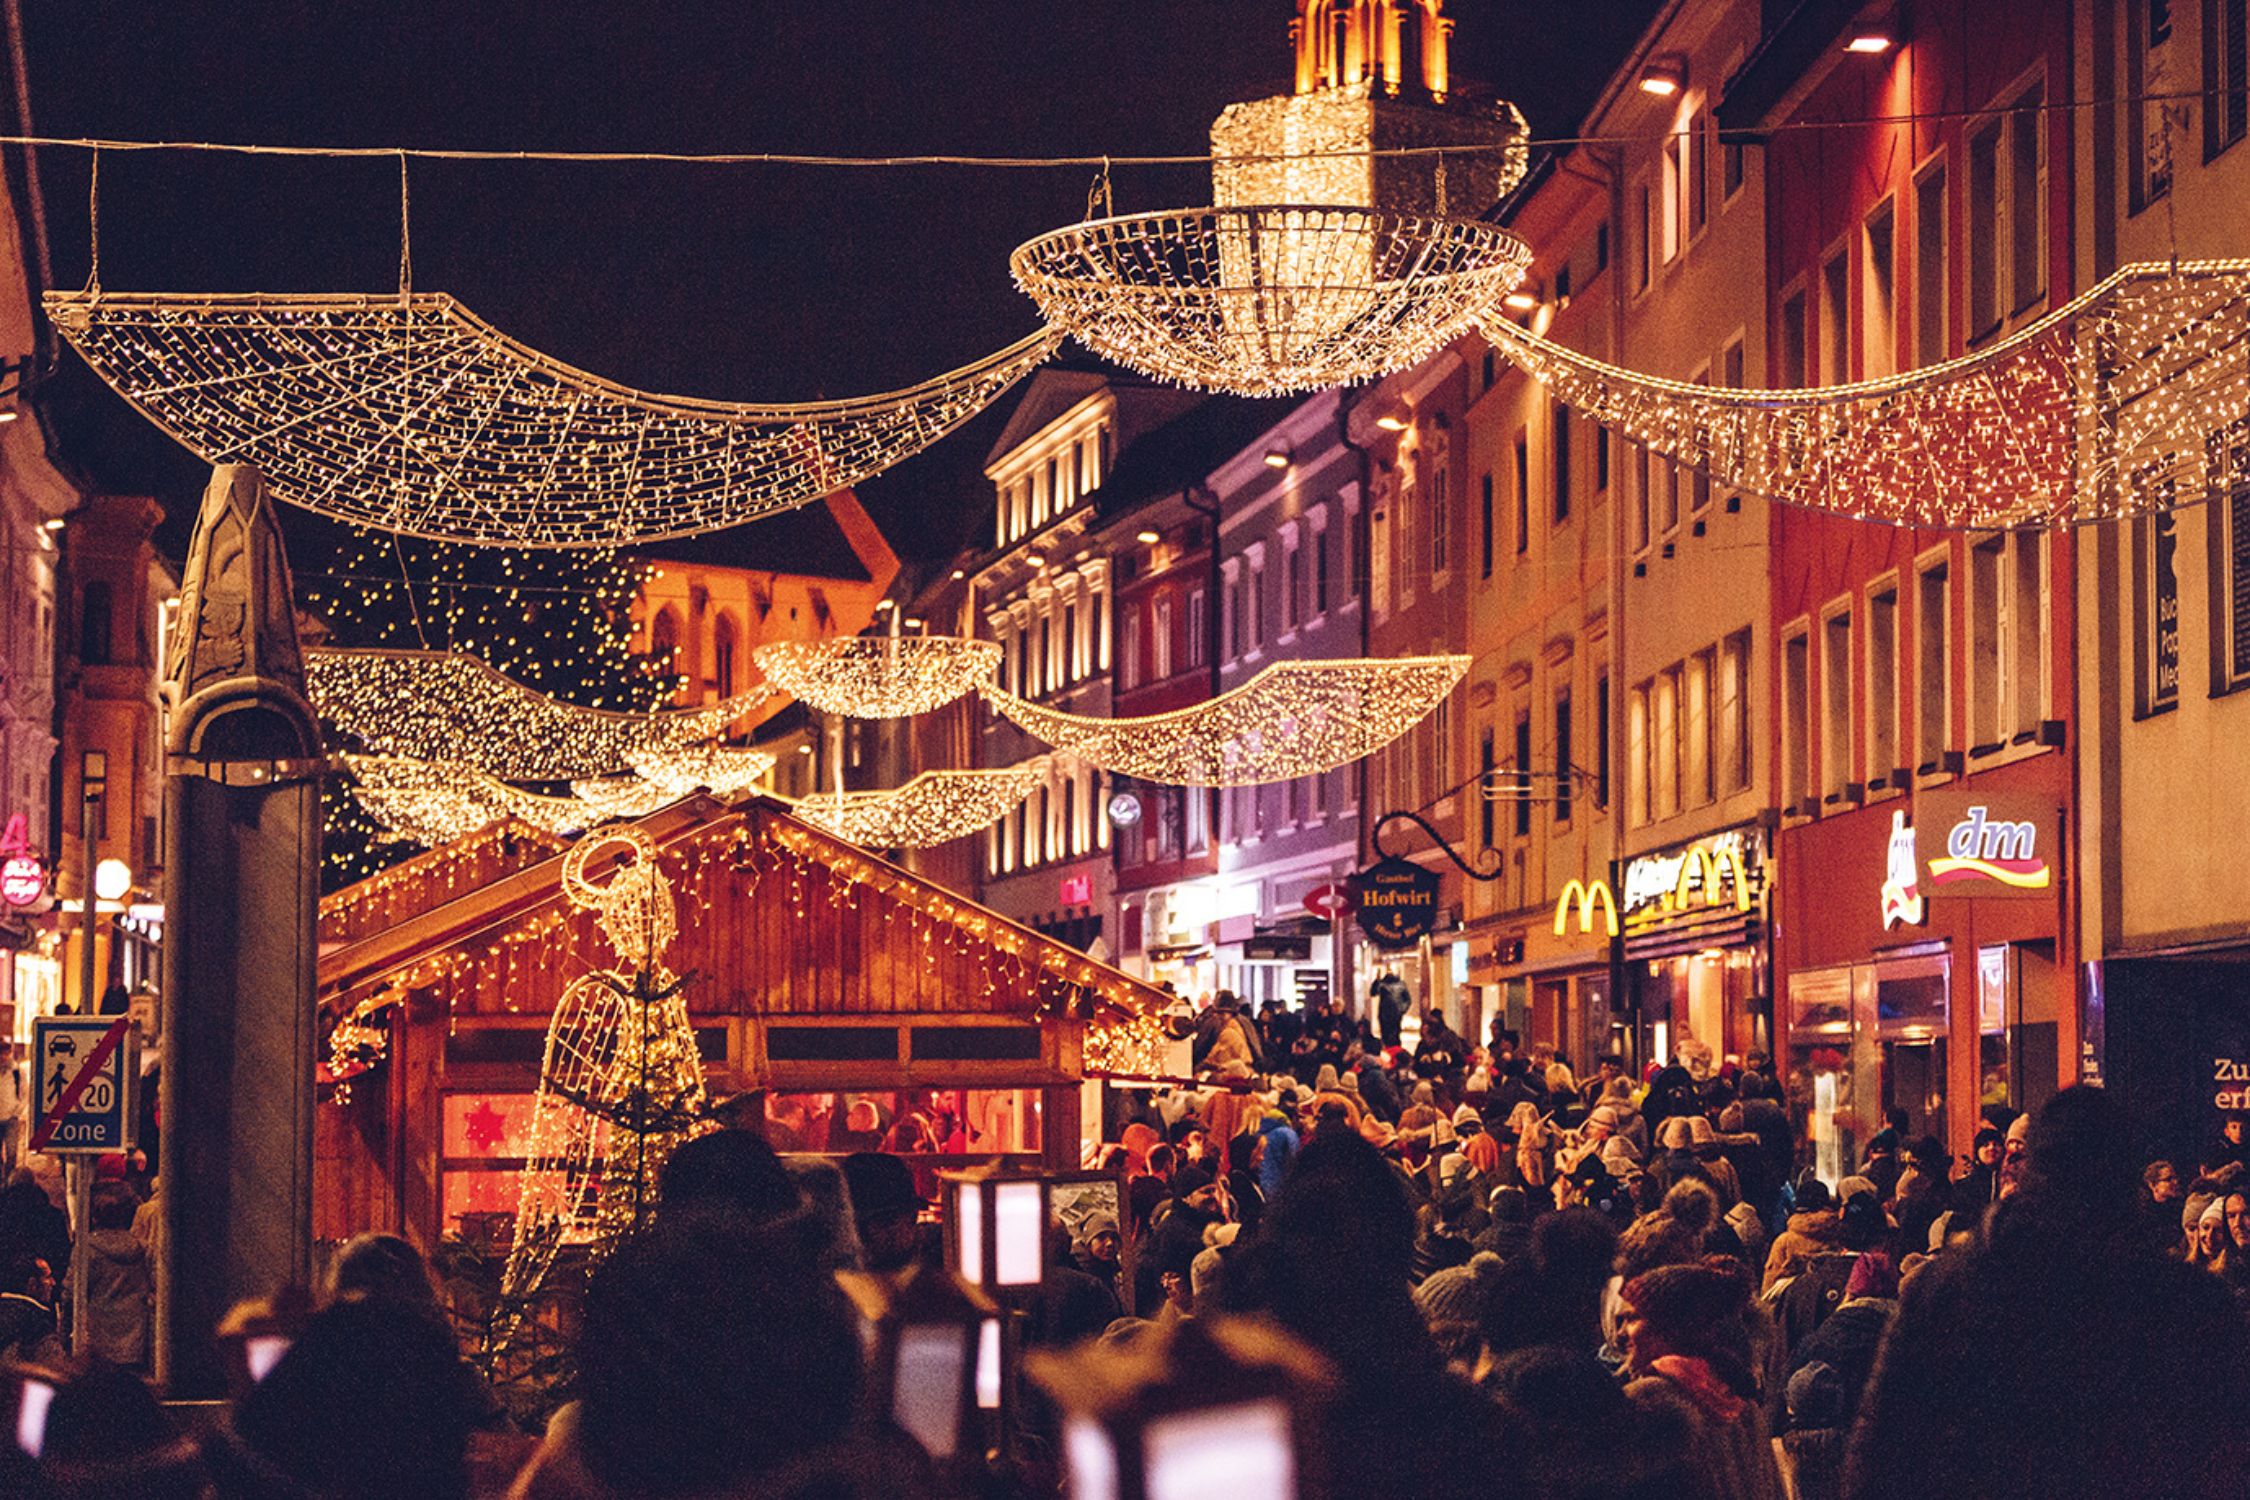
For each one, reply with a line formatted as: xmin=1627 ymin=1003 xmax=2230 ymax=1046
xmin=2196 ymin=1216 xmax=2222 ymax=1258
xmin=1618 ymin=1298 xmax=1663 ymax=1377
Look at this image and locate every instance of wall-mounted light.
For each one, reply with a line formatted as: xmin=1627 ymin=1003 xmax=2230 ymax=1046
xmin=1845 ymin=29 xmax=1894 ymax=52
xmin=876 ymin=599 xmax=895 ymax=611
xmin=0 ymin=409 xmax=19 ymax=426
xmin=1639 ymin=54 xmax=1687 ymax=96
xmin=1262 ymin=448 xmax=1291 ymax=470
xmin=1375 ymin=414 xmax=1409 ymax=432
xmin=41 ymin=518 xmax=64 ymax=533
xmin=951 ymin=568 xmax=967 ymax=581
xmin=1135 ymin=529 xmax=1161 ymax=544
xmin=1502 ymin=291 xmax=1540 ymax=313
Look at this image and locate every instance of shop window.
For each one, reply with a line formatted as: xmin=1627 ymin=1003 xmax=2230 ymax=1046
xmin=1863 ymin=199 xmax=1897 ymax=378
xmin=761 ymin=1089 xmax=1044 ymax=1156
xmin=1788 ymin=953 xmax=1951 ymax=1185
xmin=1868 ymin=585 xmax=1901 ymax=781
xmin=1819 ymin=248 xmax=1850 ymax=384
xmin=1875 ymin=960 xmax=1950 ymax=1149
xmin=1917 ymin=557 xmax=1952 ymax=767
xmin=1782 ymin=626 xmax=1811 ymax=811
xmin=2208 ymin=0 xmax=2250 ymax=159
xmin=1914 ymin=160 xmax=1949 ymax=366
xmin=1822 ymin=606 xmax=1853 ymax=799
xmin=2133 ymin=0 xmax=2177 ymax=205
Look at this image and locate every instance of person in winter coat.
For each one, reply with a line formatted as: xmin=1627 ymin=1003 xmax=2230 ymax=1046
xmin=1846 ymin=1087 xmax=2250 ymax=1500
xmin=1763 ymin=1177 xmax=1845 ymax=1295
xmin=1370 ymin=973 xmax=1411 ymax=1049
xmin=0 ymin=1169 xmax=68 ymax=1281
xmin=79 ymin=1183 xmax=151 ymax=1367
xmin=0 ymin=1253 xmax=58 ymax=1363
xmin=1618 ymin=1261 xmax=1786 ymax=1500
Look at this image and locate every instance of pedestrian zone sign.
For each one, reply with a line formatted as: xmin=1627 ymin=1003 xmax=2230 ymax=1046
xmin=31 ymin=1015 xmax=135 ymax=1154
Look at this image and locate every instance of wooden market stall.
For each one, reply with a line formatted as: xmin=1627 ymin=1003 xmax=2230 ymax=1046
xmin=313 ymin=794 xmax=1169 ymax=1251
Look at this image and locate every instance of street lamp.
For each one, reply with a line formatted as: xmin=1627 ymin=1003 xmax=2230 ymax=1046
xmin=1030 ymin=1315 xmax=1338 ymax=1500
xmin=835 ymin=1262 xmax=1000 ymax=1462
xmin=94 ymin=859 xmax=132 ymax=904
xmin=941 ymin=1167 xmax=1050 ymax=1304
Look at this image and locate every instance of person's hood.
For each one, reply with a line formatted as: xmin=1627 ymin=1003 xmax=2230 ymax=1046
xmin=83 ymin=1227 xmax=145 ymax=1263
xmin=1787 ymin=1207 xmax=1843 ymax=1238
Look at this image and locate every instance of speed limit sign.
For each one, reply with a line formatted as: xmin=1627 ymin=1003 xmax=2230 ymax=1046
xmin=30 ymin=1016 xmax=135 ymax=1154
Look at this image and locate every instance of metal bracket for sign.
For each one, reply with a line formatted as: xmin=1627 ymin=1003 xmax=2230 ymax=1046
xmin=1370 ymin=810 xmax=1506 ymax=882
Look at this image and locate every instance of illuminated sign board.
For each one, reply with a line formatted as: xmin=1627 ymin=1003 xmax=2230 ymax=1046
xmin=1919 ymin=791 xmax=2056 ymax=899
xmin=1552 ymin=878 xmax=1619 ymax=938
xmin=0 ymin=815 xmax=45 ymax=910
xmin=1351 ymin=857 xmax=1440 ymax=949
xmin=1619 ymin=828 xmax=1763 ymax=928
xmin=1058 ymin=874 xmax=1093 ymax=906
xmin=1880 ymin=809 xmax=1925 ymax=928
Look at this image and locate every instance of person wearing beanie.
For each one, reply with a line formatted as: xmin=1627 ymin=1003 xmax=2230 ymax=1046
xmin=2178 ymin=1189 xmax=2219 ymax=1260
xmin=1617 ymin=1262 xmax=1785 ymax=1500
xmin=1414 ymin=1250 xmax=1504 ymax=1368
xmin=1764 ymin=1177 xmax=1847 ymax=1295
xmin=2187 ymin=1195 xmax=2227 ymax=1269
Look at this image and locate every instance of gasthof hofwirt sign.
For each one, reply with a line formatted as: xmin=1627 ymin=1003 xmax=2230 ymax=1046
xmin=1351 ymin=857 xmax=1441 ymax=949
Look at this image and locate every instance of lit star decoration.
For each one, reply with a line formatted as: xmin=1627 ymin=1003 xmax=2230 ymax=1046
xmin=44 ymin=290 xmax=1060 ymax=548
xmin=462 ymin=1097 xmax=511 ymax=1153
xmin=1013 ymin=206 xmax=1531 ymax=397
xmin=1480 ymin=260 xmax=2250 ymax=529
xmin=749 ymin=635 xmax=1003 ymax=718
xmin=309 ymin=648 xmax=770 ymax=780
xmin=980 ymin=655 xmax=1469 ymax=786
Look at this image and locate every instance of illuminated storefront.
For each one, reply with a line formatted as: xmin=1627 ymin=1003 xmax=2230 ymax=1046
xmin=1619 ymin=826 xmax=1771 ymax=1070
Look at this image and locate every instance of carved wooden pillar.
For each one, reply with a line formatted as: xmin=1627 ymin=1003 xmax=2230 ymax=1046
xmin=156 ymin=465 xmax=324 ymax=1395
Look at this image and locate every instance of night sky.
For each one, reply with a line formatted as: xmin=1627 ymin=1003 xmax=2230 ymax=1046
xmin=17 ymin=1 xmax=1661 ymax=572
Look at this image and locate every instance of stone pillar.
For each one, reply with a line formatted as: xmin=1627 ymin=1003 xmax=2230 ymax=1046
xmin=156 ymin=465 xmax=324 ymax=1395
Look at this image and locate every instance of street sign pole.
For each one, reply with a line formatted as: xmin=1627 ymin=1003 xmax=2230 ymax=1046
xmin=67 ymin=1158 xmax=88 ymax=1356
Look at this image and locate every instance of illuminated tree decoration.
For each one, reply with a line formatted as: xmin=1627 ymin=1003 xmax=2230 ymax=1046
xmin=750 ymin=635 xmax=1003 ymax=718
xmin=500 ymin=829 xmax=709 ymax=1344
xmin=308 ymin=648 xmax=769 ymax=780
xmin=780 ymin=763 xmax=1047 ymax=849
xmin=1012 ymin=206 xmax=1530 ymax=397
xmin=1481 ymin=260 xmax=2250 ymax=529
xmin=43 ymin=290 xmax=1060 ymax=548
xmin=981 ymin=655 xmax=1468 ymax=786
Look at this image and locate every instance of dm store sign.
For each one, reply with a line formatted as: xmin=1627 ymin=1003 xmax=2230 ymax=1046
xmin=1351 ymin=857 xmax=1441 ymax=950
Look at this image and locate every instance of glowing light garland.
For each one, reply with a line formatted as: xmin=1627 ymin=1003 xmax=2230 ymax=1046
xmin=1481 ymin=259 xmax=2250 ymax=529
xmin=781 ymin=762 xmax=1046 ymax=848
xmin=750 ymin=634 xmax=1002 ymax=718
xmin=345 ymin=755 xmax=598 ymax=844
xmin=981 ymin=655 xmax=1468 ymax=786
xmin=501 ymin=830 xmax=709 ymax=1341
xmin=1013 ymin=206 xmax=1530 ymax=397
xmin=309 ymin=648 xmax=768 ymax=780
xmin=44 ymin=289 xmax=1060 ymax=548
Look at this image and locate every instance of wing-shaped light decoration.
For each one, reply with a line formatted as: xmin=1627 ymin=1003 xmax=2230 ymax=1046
xmin=1481 ymin=260 xmax=2250 ymax=529
xmin=981 ymin=656 xmax=1468 ymax=786
xmin=346 ymin=754 xmax=598 ymax=844
xmin=1013 ymin=206 xmax=1531 ymax=398
xmin=309 ymin=648 xmax=768 ymax=780
xmin=44 ymin=290 xmax=1059 ymax=548
xmin=781 ymin=763 xmax=1046 ymax=848
xmin=499 ymin=830 xmax=707 ymax=1347
xmin=751 ymin=635 xmax=1003 ymax=718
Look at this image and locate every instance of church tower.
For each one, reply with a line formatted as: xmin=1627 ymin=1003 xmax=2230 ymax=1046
xmin=1216 ymin=0 xmax=1522 ymax=217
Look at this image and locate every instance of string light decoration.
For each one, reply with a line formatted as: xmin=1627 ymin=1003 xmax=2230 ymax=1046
xmin=1013 ymin=206 xmax=1530 ymax=397
xmin=980 ymin=655 xmax=1468 ymax=786
xmin=750 ymin=634 xmax=1002 ymax=718
xmin=45 ymin=290 xmax=1061 ymax=548
xmin=344 ymin=755 xmax=602 ymax=844
xmin=1481 ymin=259 xmax=2250 ymax=529
xmin=1082 ymin=1012 xmax=1169 ymax=1078
xmin=780 ymin=762 xmax=1046 ymax=848
xmin=499 ymin=829 xmax=709 ymax=1345
xmin=309 ymin=647 xmax=769 ymax=780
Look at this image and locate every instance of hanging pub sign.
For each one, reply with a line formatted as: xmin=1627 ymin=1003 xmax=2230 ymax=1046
xmin=0 ymin=814 xmax=45 ymax=909
xmin=1350 ymin=857 xmax=1440 ymax=949
xmin=1913 ymin=790 xmax=2058 ymax=901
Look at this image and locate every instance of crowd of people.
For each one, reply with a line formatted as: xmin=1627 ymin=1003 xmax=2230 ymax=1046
xmin=0 ymin=983 xmax=2245 ymax=1498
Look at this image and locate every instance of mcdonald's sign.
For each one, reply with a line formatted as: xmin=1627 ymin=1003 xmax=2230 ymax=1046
xmin=1620 ymin=828 xmax=1765 ymax=927
xmin=1552 ymin=878 xmax=1620 ymax=937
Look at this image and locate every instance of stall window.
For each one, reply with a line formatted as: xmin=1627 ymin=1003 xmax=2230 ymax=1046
xmin=440 ymin=1092 xmax=540 ymax=1241
xmin=761 ymin=1089 xmax=1044 ymax=1156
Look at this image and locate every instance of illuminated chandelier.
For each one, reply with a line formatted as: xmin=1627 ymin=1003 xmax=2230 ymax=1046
xmin=1013 ymin=206 xmax=1531 ymax=397
xmin=750 ymin=634 xmax=1002 ymax=718
xmin=1481 ymin=259 xmax=2250 ymax=529
xmin=781 ymin=762 xmax=1046 ymax=848
xmin=308 ymin=648 xmax=768 ymax=780
xmin=45 ymin=289 xmax=1059 ymax=548
xmin=981 ymin=655 xmax=1468 ymax=786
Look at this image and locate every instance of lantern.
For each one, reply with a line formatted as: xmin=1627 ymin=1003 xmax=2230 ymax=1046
xmin=1029 ymin=1315 xmax=1337 ymax=1500
xmin=835 ymin=1263 xmax=1000 ymax=1463
xmin=941 ymin=1167 xmax=1051 ymax=1304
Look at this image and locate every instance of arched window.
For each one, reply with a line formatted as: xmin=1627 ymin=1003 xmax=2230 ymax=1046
xmin=650 ymin=608 xmax=682 ymax=696
xmin=712 ymin=612 xmax=738 ymax=700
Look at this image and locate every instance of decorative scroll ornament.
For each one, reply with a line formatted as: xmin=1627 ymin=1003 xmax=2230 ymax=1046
xmin=1013 ymin=206 xmax=1530 ymax=397
xmin=750 ymin=634 xmax=1003 ymax=718
xmin=982 ymin=655 xmax=1468 ymax=786
xmin=308 ymin=648 xmax=767 ymax=780
xmin=501 ymin=829 xmax=708 ymax=1342
xmin=44 ymin=290 xmax=1059 ymax=548
xmin=781 ymin=763 xmax=1046 ymax=848
xmin=1481 ymin=260 xmax=2250 ymax=529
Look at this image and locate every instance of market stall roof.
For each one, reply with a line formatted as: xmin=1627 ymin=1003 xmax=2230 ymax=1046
xmin=316 ymin=793 xmax=1170 ymax=1026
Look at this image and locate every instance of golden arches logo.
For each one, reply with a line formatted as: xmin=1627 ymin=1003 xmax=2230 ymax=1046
xmin=1671 ymin=844 xmax=1752 ymax=913
xmin=1553 ymin=878 xmax=1619 ymax=937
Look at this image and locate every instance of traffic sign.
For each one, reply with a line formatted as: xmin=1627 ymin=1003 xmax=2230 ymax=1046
xmin=30 ymin=1016 xmax=135 ymax=1154
xmin=1303 ymin=883 xmax=1353 ymax=921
